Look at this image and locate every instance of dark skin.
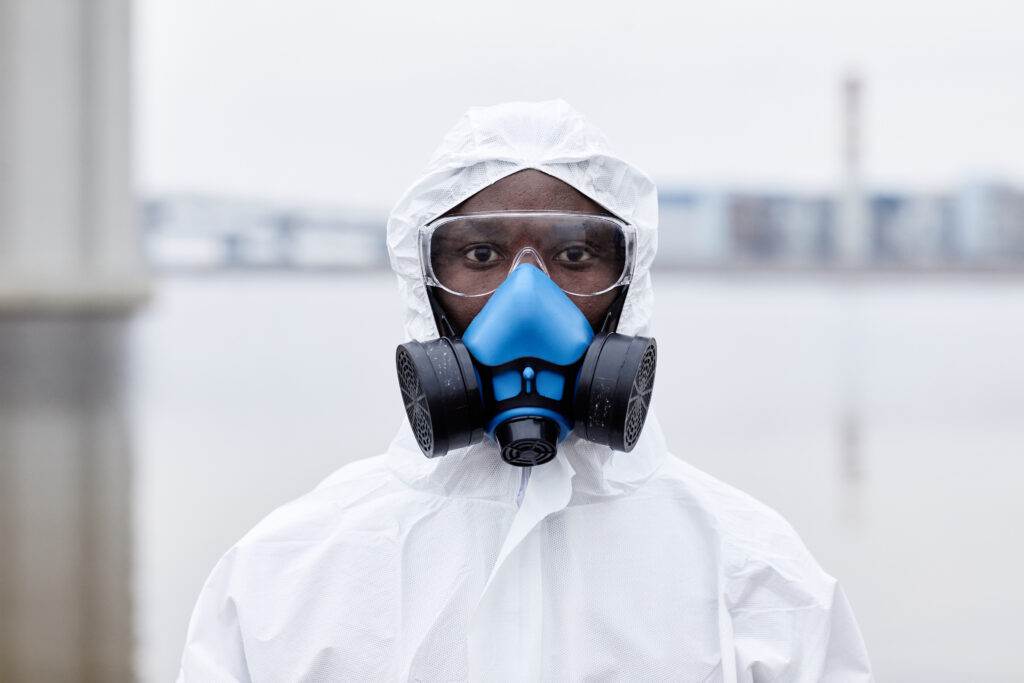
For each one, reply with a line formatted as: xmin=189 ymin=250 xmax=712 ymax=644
xmin=434 ymin=169 xmax=621 ymax=334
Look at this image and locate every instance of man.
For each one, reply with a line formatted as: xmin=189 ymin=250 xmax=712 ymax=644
xmin=179 ymin=100 xmax=872 ymax=681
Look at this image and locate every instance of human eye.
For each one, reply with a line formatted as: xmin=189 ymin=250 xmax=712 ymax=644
xmin=463 ymin=243 xmax=504 ymax=265
xmin=553 ymin=243 xmax=595 ymax=265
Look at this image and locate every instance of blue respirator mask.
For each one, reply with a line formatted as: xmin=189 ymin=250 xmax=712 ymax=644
xmin=395 ymin=211 xmax=657 ymax=467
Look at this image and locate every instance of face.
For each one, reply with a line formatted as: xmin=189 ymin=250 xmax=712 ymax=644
xmin=433 ymin=169 xmax=622 ymax=334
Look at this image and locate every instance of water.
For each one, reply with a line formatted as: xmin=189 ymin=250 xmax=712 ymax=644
xmin=132 ymin=272 xmax=1024 ymax=682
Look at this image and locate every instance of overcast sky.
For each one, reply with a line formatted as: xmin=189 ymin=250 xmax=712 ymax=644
xmin=136 ymin=0 xmax=1024 ymax=210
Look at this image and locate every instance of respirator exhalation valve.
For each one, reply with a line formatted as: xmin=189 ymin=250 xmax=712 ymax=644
xmin=494 ymin=416 xmax=560 ymax=466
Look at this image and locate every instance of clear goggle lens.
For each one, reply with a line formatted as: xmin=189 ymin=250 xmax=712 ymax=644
xmin=422 ymin=212 xmax=633 ymax=297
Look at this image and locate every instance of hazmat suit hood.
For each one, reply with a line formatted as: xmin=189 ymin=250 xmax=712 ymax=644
xmin=384 ymin=98 xmax=668 ymax=507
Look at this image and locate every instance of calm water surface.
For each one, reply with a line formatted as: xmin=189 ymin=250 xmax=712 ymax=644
xmin=132 ymin=273 xmax=1024 ymax=682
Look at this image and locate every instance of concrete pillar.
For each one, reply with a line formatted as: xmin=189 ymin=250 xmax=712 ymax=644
xmin=0 ymin=317 xmax=134 ymax=682
xmin=0 ymin=0 xmax=147 ymax=310
xmin=0 ymin=0 xmax=147 ymax=679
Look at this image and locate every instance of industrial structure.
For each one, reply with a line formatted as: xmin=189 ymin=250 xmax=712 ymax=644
xmin=142 ymin=180 xmax=1024 ymax=272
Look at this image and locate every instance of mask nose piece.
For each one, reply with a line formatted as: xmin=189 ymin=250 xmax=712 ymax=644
xmin=508 ymin=247 xmax=549 ymax=276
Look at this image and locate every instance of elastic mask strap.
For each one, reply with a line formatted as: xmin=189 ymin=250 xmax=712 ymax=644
xmin=426 ymin=286 xmax=459 ymax=338
xmin=598 ymin=285 xmax=629 ymax=334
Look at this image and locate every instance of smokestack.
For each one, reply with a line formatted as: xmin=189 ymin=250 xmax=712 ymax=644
xmin=838 ymin=72 xmax=867 ymax=265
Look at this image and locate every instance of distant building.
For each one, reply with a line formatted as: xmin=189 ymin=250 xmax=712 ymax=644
xmin=657 ymin=191 xmax=729 ymax=265
xmin=728 ymin=193 xmax=832 ymax=264
xmin=869 ymin=193 xmax=954 ymax=265
xmin=655 ymin=182 xmax=1021 ymax=269
xmin=956 ymin=181 xmax=1024 ymax=263
xmin=142 ymin=194 xmax=387 ymax=270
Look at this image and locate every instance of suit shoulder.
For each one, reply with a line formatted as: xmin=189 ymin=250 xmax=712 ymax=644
xmin=655 ymin=455 xmax=837 ymax=610
xmin=235 ymin=453 xmax=404 ymax=549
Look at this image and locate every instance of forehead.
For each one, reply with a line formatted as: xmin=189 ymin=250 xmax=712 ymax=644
xmin=443 ymin=169 xmax=612 ymax=217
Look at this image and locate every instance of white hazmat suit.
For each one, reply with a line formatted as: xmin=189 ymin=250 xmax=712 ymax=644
xmin=178 ymin=100 xmax=873 ymax=681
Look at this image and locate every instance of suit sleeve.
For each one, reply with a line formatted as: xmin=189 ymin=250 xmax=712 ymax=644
xmin=814 ymin=582 xmax=873 ymax=682
xmin=729 ymin=572 xmax=873 ymax=682
xmin=177 ymin=548 xmax=252 ymax=683
xmin=720 ymin=520 xmax=873 ymax=683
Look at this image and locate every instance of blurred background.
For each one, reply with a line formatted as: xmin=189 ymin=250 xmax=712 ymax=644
xmin=1 ymin=0 xmax=1022 ymax=680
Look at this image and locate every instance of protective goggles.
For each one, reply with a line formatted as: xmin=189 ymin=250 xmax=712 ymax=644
xmin=420 ymin=211 xmax=636 ymax=297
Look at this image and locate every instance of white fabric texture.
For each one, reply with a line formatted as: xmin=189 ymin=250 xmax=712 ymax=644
xmin=178 ymin=99 xmax=873 ymax=681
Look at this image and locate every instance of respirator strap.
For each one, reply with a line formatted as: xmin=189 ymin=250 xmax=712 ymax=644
xmin=598 ymin=285 xmax=630 ymax=334
xmin=426 ymin=285 xmax=459 ymax=338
